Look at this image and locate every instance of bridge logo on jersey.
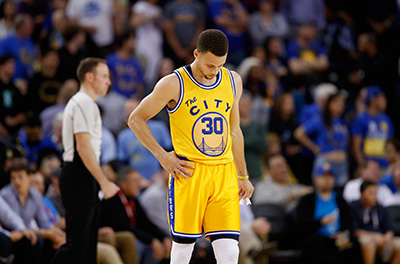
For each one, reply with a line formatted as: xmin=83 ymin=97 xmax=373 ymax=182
xmin=192 ymin=112 xmax=228 ymax=156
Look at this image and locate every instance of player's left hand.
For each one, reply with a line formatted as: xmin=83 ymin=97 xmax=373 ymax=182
xmin=238 ymin=178 xmax=254 ymax=200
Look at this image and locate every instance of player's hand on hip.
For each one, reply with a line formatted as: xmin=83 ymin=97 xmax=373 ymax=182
xmin=160 ymin=151 xmax=195 ymax=179
xmin=101 ymin=181 xmax=120 ymax=199
xmin=238 ymin=178 xmax=254 ymax=200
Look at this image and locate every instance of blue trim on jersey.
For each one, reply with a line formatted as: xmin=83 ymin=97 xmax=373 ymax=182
xmin=183 ymin=66 xmax=222 ymax=90
xmin=167 ymin=71 xmax=184 ymax=113
xmin=168 ymin=176 xmax=175 ymax=235
xmin=227 ymin=69 xmax=236 ymax=100
xmin=205 ymin=230 xmax=240 ymax=237
xmin=168 ymin=176 xmax=202 ymax=239
xmin=171 ymin=231 xmax=202 ymax=239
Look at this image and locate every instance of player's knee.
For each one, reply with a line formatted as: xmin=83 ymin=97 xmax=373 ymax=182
xmin=212 ymin=238 xmax=239 ymax=264
xmin=170 ymin=241 xmax=195 ymax=264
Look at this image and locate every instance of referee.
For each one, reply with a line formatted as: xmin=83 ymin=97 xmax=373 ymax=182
xmin=51 ymin=58 xmax=119 ymax=264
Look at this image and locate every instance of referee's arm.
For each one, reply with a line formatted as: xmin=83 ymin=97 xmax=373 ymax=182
xmin=75 ymin=132 xmax=119 ymax=199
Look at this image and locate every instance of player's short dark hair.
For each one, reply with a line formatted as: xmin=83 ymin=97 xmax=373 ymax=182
xmin=196 ymin=29 xmax=228 ymax=57
xmin=76 ymin=57 xmax=106 ymax=83
xmin=360 ymin=180 xmax=376 ymax=193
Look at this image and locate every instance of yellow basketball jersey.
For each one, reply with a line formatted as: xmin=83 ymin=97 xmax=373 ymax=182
xmin=168 ymin=66 xmax=236 ymax=165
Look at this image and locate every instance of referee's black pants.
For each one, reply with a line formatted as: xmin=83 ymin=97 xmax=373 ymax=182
xmin=50 ymin=154 xmax=100 ymax=264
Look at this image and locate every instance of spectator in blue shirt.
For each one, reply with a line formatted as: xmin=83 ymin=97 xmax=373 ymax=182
xmin=0 ymin=13 xmax=36 ymax=81
xmin=18 ymin=114 xmax=59 ymax=166
xmin=352 ymin=85 xmax=394 ymax=169
xmin=287 ymin=22 xmax=328 ymax=76
xmin=296 ymin=162 xmax=361 ymax=264
xmin=295 ymin=92 xmax=349 ymax=187
xmin=117 ymin=98 xmax=172 ymax=187
xmin=106 ymin=31 xmax=145 ymax=99
xmin=207 ymin=0 xmax=249 ymax=66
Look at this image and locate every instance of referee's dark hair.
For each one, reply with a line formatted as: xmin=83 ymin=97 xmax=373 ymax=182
xmin=76 ymin=57 xmax=106 ymax=83
xmin=196 ymin=29 xmax=229 ymax=57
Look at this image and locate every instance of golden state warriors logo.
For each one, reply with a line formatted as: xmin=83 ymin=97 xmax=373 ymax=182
xmin=192 ymin=112 xmax=228 ymax=156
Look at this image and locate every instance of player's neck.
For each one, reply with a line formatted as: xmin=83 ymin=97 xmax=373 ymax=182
xmin=190 ymin=62 xmax=217 ymax=86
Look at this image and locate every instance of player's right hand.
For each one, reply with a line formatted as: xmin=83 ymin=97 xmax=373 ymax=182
xmin=159 ymin=151 xmax=195 ymax=179
xmin=101 ymin=181 xmax=120 ymax=199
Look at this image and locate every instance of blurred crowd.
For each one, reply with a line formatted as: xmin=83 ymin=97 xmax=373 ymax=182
xmin=1 ymin=0 xmax=400 ymax=263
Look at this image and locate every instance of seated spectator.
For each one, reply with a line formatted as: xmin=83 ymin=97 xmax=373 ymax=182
xmin=254 ymin=154 xmax=313 ymax=211
xmin=0 ymin=0 xmax=16 ymax=40
xmin=239 ymin=203 xmax=277 ymax=264
xmin=269 ymin=93 xmax=302 ymax=177
xmin=29 ymin=170 xmax=64 ymax=229
xmin=0 ymin=162 xmax=65 ymax=253
xmin=37 ymin=153 xmax=61 ymax=186
xmin=0 ymin=13 xmax=36 ymax=82
xmin=0 ymin=195 xmax=38 ymax=264
xmin=118 ymin=98 xmax=172 ymax=185
xmin=100 ymin=167 xmax=172 ymax=263
xmin=350 ymin=181 xmax=400 ymax=264
xmin=45 ymin=168 xmax=64 ymax=219
xmin=106 ymin=31 xmax=145 ymax=99
xmin=249 ymin=0 xmax=289 ymax=47
xmin=352 ymin=85 xmax=394 ymax=169
xmin=0 ymin=146 xmax=27 ymax=189
xmin=264 ymin=36 xmax=289 ymax=83
xmin=0 ymin=55 xmax=26 ymax=141
xmin=40 ymin=79 xmax=78 ymax=137
xmin=18 ymin=114 xmax=59 ymax=166
xmin=296 ymin=162 xmax=361 ymax=264
xmin=239 ymin=91 xmax=267 ymax=183
xmin=286 ymin=22 xmax=329 ymax=78
xmin=343 ymin=160 xmax=393 ymax=206
xmin=380 ymin=139 xmax=400 ymax=193
xmin=295 ymin=92 xmax=349 ymax=187
xmin=45 ymin=167 xmax=138 ymax=264
xmin=27 ymin=48 xmax=63 ymax=115
xmin=237 ymin=57 xmax=271 ymax=126
xmin=97 ymin=227 xmax=139 ymax=264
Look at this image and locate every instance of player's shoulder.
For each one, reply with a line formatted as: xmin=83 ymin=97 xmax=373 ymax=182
xmin=154 ymin=71 xmax=181 ymax=92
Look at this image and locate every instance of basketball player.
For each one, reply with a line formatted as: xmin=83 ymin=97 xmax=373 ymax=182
xmin=128 ymin=29 xmax=254 ymax=263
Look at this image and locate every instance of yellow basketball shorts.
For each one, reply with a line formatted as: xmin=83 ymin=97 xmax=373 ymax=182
xmin=167 ymin=160 xmax=240 ymax=239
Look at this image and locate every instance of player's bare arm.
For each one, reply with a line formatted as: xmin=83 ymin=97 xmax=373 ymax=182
xmin=128 ymin=74 xmax=195 ymax=179
xmin=230 ymin=71 xmax=254 ymax=200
